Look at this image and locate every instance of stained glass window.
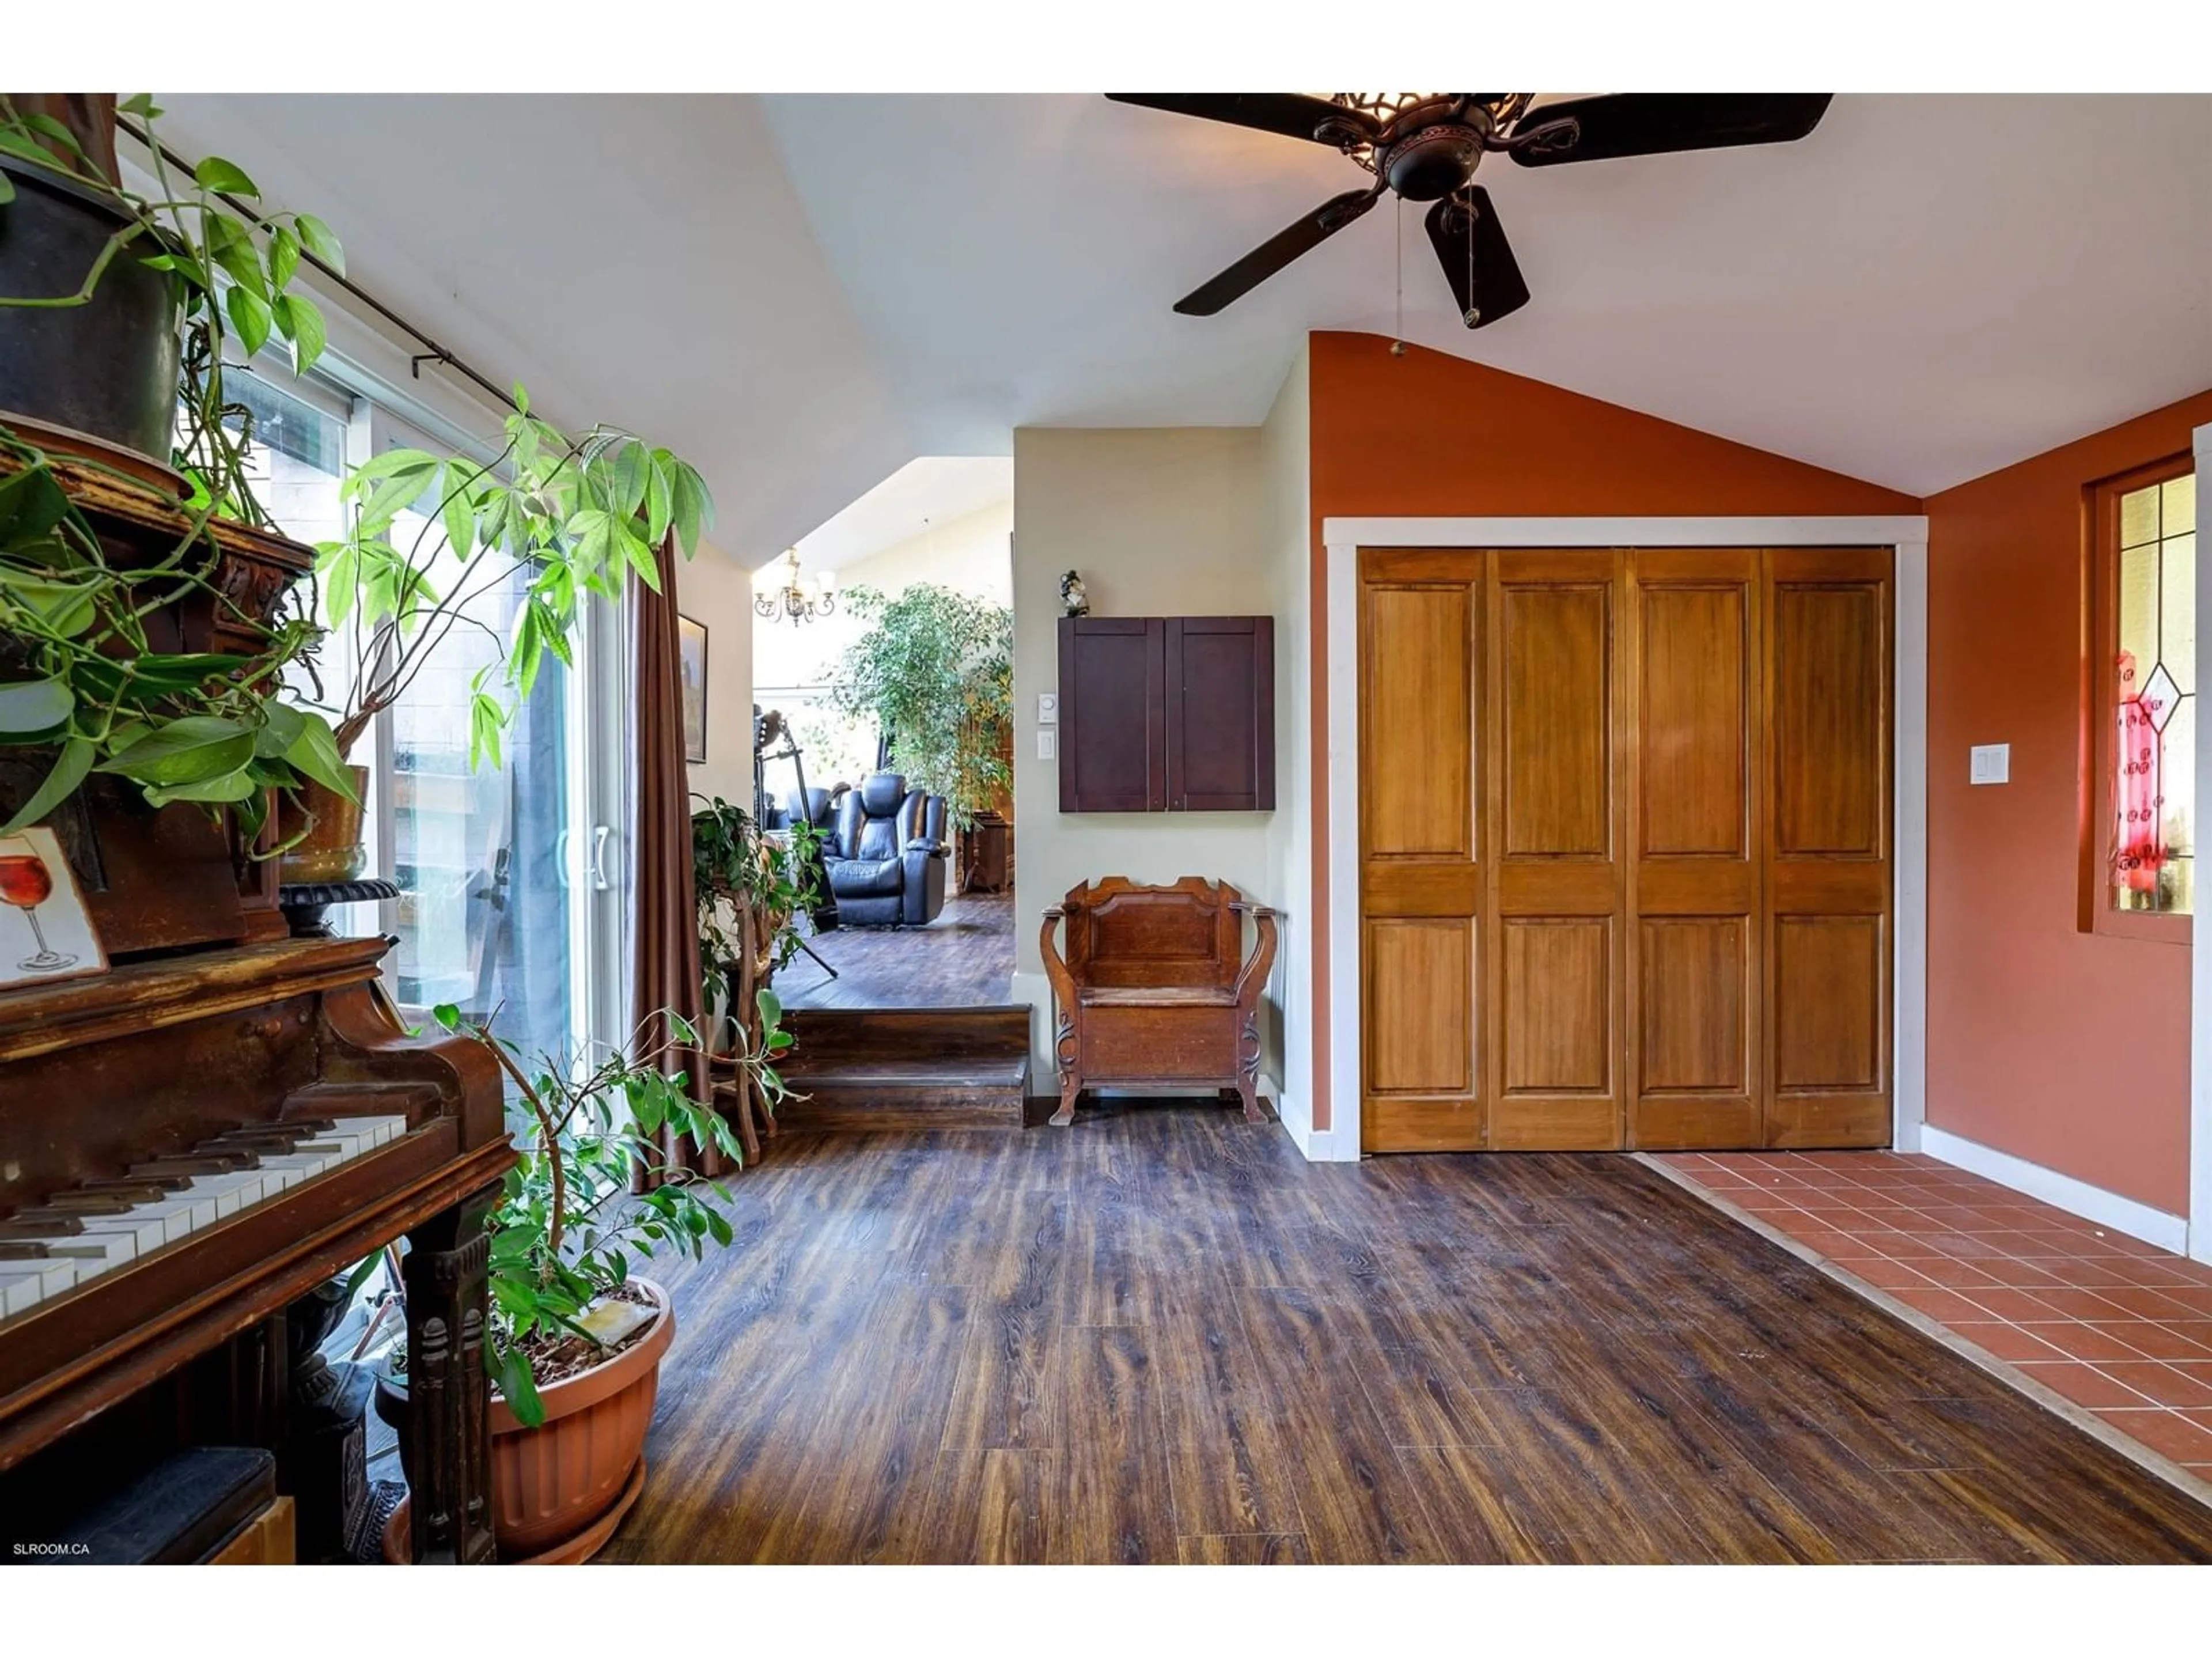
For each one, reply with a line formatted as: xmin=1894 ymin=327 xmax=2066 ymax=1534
xmin=2112 ymin=471 xmax=2196 ymax=915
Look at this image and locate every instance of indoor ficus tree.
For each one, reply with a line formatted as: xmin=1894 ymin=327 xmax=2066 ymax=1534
xmin=825 ymin=582 xmax=1012 ymax=829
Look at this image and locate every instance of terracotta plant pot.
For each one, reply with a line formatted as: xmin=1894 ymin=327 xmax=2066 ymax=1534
xmin=376 ymin=1279 xmax=675 ymax=1562
xmin=277 ymin=766 xmax=370 ymax=883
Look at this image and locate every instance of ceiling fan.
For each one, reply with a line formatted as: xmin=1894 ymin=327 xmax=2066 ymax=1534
xmin=1105 ymin=93 xmax=1835 ymax=329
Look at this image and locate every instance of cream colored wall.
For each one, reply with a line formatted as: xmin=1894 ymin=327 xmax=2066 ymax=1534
xmin=1258 ymin=345 xmax=1313 ymax=1137
xmin=1009 ymin=425 xmax=1290 ymax=1087
xmin=753 ymin=499 xmax=1013 ymax=699
xmin=675 ymin=538 xmax=757 ymax=809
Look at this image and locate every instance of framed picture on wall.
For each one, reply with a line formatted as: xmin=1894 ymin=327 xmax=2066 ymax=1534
xmin=0 ymin=825 xmax=108 ymax=990
xmin=679 ymin=614 xmax=709 ymax=764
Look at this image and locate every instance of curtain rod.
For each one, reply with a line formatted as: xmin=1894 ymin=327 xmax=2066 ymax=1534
xmin=118 ymin=116 xmax=522 ymax=416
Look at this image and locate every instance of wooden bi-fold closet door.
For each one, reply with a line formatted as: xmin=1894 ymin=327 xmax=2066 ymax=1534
xmin=1358 ymin=545 xmax=1892 ymax=1154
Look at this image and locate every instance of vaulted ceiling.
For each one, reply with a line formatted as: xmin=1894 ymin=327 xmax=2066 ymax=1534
xmin=157 ymin=93 xmax=2212 ymax=561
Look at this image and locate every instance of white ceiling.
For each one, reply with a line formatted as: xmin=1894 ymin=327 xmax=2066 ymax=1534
xmin=764 ymin=93 xmax=2212 ymax=494
xmin=793 ymin=456 xmax=1013 ymax=571
xmin=156 ymin=93 xmax=2212 ymax=559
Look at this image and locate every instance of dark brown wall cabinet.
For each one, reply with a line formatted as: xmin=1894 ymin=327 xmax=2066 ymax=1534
xmin=1057 ymin=615 xmax=1274 ymax=813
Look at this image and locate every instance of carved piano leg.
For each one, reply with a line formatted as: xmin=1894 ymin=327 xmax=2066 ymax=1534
xmin=402 ymin=1181 xmax=500 ymax=1565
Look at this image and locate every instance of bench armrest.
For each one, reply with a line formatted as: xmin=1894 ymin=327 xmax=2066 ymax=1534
xmin=1231 ymin=904 xmax=1279 ymax=1010
xmin=1039 ymin=906 xmax=1077 ymax=1017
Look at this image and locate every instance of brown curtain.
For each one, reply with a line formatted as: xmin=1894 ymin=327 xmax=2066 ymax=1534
xmin=630 ymin=542 xmax=724 ymax=1190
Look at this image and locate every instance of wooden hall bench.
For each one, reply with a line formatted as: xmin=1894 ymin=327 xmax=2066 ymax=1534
xmin=1039 ymin=876 xmax=1278 ymax=1127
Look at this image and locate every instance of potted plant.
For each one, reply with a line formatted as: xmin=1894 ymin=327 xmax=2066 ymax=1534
xmin=0 ymin=94 xmax=718 ymax=874
xmin=826 ymin=581 xmax=1012 ymax=832
xmin=1 ymin=95 xmax=358 ymax=844
xmin=287 ymin=392 xmax=715 ymax=878
xmin=692 ymin=794 xmax=819 ymax=1144
xmin=374 ymin=997 xmax=790 ymax=1562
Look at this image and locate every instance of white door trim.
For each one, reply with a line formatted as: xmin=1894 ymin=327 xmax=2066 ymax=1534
xmin=2192 ymin=422 xmax=2212 ymax=1264
xmin=1321 ymin=514 xmax=1931 ymax=1164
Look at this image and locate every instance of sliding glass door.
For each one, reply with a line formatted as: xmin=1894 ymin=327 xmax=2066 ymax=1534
xmin=241 ymin=372 xmax=631 ymax=1069
xmin=367 ymin=407 xmax=629 ymax=1066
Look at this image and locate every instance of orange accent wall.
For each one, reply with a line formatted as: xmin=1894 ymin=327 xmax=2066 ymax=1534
xmin=1305 ymin=330 xmax=1919 ymax=1132
xmin=1923 ymin=391 xmax=2212 ymax=1214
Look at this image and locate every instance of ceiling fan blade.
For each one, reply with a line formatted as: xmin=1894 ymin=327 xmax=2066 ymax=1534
xmin=1107 ymin=93 xmax=1378 ymax=149
xmin=1173 ymin=188 xmax=1380 ymax=316
xmin=1509 ymin=93 xmax=1834 ymax=166
xmin=1425 ymin=188 xmax=1531 ymax=330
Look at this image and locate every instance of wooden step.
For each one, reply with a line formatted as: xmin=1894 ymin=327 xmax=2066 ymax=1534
xmin=772 ymin=1005 xmax=1033 ymax=1131
xmin=781 ymin=1003 xmax=1030 ymax=1064
xmin=770 ymin=1056 xmax=1029 ymax=1132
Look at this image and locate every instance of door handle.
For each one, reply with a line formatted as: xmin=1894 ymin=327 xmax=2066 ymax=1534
xmin=555 ymin=828 xmax=574 ymax=890
xmin=589 ymin=824 xmax=613 ymax=892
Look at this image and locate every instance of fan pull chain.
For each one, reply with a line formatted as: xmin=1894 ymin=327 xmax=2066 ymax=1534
xmin=1466 ymin=193 xmax=1479 ymax=328
xmin=1391 ymin=195 xmax=1407 ymax=357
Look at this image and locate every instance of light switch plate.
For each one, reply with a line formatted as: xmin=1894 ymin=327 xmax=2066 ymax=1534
xmin=1969 ymin=743 xmax=2010 ymax=785
xmin=1037 ymin=729 xmax=1056 ymax=762
xmin=1037 ymin=692 xmax=1058 ymax=726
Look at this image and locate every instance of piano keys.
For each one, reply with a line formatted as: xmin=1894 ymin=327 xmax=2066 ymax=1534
xmin=0 ymin=934 xmax=514 ymax=1563
xmin=0 ymin=1116 xmax=410 ymax=1320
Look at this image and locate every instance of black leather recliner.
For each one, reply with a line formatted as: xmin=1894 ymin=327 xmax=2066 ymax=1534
xmin=821 ymin=772 xmax=948 ymax=927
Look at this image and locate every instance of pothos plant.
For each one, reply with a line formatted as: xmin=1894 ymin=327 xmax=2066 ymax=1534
xmin=825 ymin=582 xmax=1012 ymax=830
xmin=0 ymin=94 xmax=354 ymax=838
xmin=433 ymin=1000 xmax=787 ymax=1426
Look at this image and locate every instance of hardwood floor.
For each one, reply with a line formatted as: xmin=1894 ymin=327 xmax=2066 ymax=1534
xmin=604 ymin=1108 xmax=2212 ymax=1563
xmin=775 ymin=892 xmax=1013 ymax=1011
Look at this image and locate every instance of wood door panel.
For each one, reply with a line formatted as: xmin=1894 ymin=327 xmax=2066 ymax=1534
xmin=1487 ymin=1096 xmax=1618 ymax=1151
xmin=1166 ymin=616 xmax=1274 ymax=811
xmin=1633 ymin=1095 xmax=1763 ymax=1150
xmin=1362 ymin=862 xmax=1484 ymax=916
xmin=1360 ymin=551 xmax=1485 ymax=1154
xmin=1363 ymin=584 xmax=1475 ymax=859
xmin=1629 ymin=554 xmax=1760 ymax=1152
xmin=1638 ymin=918 xmax=1749 ymax=1095
xmin=1772 ymin=582 xmax=1885 ymax=858
xmin=1638 ymin=862 xmax=1758 ymax=914
xmin=1363 ymin=1096 xmax=1485 ymax=1153
xmin=1365 ymin=919 xmax=1475 ymax=1097
xmin=1497 ymin=861 xmax=1616 ymax=915
xmin=1500 ymin=919 xmax=1611 ymax=1096
xmin=1499 ymin=582 xmax=1611 ymax=858
xmin=1766 ymin=1093 xmax=1891 ymax=1149
xmin=1768 ymin=862 xmax=1888 ymax=914
xmin=1059 ymin=618 xmax=1166 ymax=812
xmin=1763 ymin=547 xmax=1892 ymax=1149
xmin=1355 ymin=543 xmax=1891 ymax=1157
xmin=1771 ymin=916 xmax=1884 ymax=1092
xmin=1640 ymin=584 xmax=1749 ymax=857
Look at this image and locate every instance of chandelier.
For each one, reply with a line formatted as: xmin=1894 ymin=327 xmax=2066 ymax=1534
xmin=753 ymin=547 xmax=836 ymax=626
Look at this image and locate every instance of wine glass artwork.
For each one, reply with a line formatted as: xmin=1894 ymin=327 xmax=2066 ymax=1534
xmin=0 ymin=828 xmax=104 ymax=987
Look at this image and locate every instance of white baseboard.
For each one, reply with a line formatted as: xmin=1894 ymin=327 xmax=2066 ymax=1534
xmin=1921 ymin=1126 xmax=2190 ymax=1255
xmin=1271 ymin=1086 xmax=1358 ymax=1162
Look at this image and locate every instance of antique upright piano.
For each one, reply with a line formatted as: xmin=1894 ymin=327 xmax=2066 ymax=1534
xmin=0 ymin=457 xmax=513 ymax=1562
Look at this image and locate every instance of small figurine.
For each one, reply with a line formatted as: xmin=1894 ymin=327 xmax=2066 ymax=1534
xmin=1060 ymin=569 xmax=1089 ymax=618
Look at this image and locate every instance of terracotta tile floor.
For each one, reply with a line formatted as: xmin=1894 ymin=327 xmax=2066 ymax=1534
xmin=1652 ymin=1150 xmax=2212 ymax=1483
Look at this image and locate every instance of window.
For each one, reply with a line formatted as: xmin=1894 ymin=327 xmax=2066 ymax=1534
xmin=2091 ymin=458 xmax=2196 ymax=938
